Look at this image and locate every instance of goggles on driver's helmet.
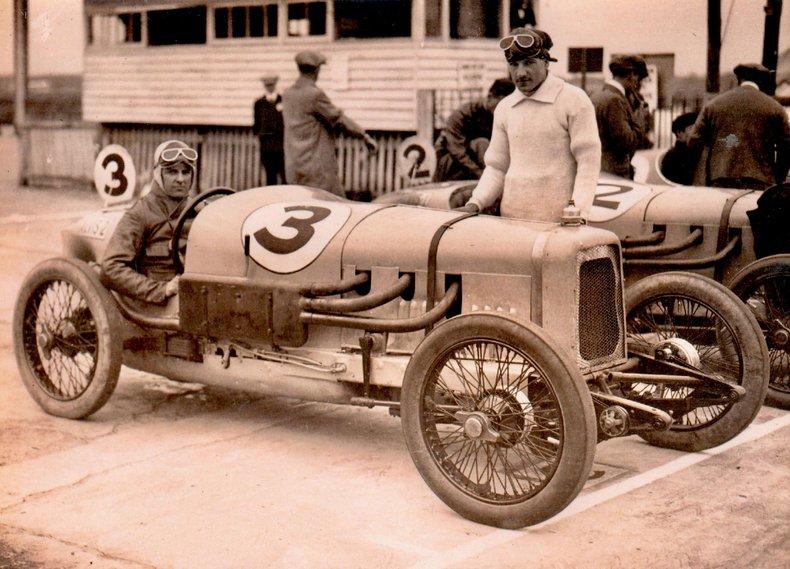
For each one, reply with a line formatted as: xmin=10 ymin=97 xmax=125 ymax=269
xmin=499 ymin=33 xmax=539 ymax=51
xmin=160 ymin=147 xmax=198 ymax=164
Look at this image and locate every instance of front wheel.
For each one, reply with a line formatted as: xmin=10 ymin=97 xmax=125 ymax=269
xmin=728 ymin=255 xmax=790 ymax=409
xmin=626 ymin=272 xmax=769 ymax=451
xmin=401 ymin=314 xmax=596 ymax=529
xmin=13 ymin=258 xmax=123 ymax=419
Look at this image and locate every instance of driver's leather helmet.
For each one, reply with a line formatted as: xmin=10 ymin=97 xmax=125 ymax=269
xmin=152 ymin=139 xmax=197 ymax=196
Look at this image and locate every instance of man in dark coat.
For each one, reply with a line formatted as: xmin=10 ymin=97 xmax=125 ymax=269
xmin=590 ymin=54 xmax=652 ymax=179
xmin=433 ymin=77 xmax=514 ymax=182
xmin=689 ymin=63 xmax=790 ymax=190
xmin=253 ymin=75 xmax=285 ymax=185
xmin=282 ymin=50 xmax=377 ymax=196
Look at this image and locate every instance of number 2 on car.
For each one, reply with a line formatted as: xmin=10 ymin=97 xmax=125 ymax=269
xmin=241 ymin=202 xmax=351 ymax=274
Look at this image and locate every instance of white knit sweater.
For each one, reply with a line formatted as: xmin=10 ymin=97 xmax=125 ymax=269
xmin=468 ymin=74 xmax=601 ymax=222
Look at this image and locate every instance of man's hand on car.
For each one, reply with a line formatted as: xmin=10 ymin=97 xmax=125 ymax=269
xmin=454 ymin=202 xmax=480 ymax=213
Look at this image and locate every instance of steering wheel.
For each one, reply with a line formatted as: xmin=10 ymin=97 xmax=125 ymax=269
xmin=170 ymin=187 xmax=236 ymax=274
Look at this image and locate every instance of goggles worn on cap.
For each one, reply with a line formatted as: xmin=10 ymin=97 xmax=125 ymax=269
xmin=160 ymin=147 xmax=198 ymax=163
xmin=499 ymin=33 xmax=539 ymax=51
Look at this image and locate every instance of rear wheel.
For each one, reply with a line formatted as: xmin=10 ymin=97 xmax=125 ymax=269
xmin=401 ymin=314 xmax=596 ymax=529
xmin=13 ymin=258 xmax=122 ymax=419
xmin=729 ymin=255 xmax=790 ymax=409
xmin=626 ymin=272 xmax=769 ymax=451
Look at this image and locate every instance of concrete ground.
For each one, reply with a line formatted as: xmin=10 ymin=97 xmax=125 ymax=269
xmin=0 ymin=129 xmax=788 ymax=568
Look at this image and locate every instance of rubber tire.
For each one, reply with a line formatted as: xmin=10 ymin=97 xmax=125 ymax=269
xmin=13 ymin=258 xmax=123 ymax=419
xmin=401 ymin=314 xmax=597 ymax=529
xmin=626 ymin=272 xmax=769 ymax=451
xmin=728 ymin=255 xmax=790 ymax=409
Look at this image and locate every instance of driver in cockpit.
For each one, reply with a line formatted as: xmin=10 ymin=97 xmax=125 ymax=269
xmin=101 ymin=140 xmax=198 ymax=304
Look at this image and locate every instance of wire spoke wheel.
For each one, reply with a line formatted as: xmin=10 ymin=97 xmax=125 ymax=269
xmin=13 ymin=258 xmax=122 ymax=419
xmin=401 ymin=314 xmax=596 ymax=529
xmin=728 ymin=255 xmax=790 ymax=409
xmin=625 ymin=272 xmax=768 ymax=451
xmin=22 ymin=279 xmax=99 ymax=400
xmin=627 ymin=293 xmax=741 ymax=430
xmin=423 ymin=339 xmax=563 ymax=504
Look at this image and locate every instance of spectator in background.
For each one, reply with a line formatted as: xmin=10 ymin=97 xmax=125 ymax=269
xmin=433 ymin=78 xmax=514 ymax=182
xmin=282 ymin=50 xmax=378 ymax=196
xmin=590 ymin=54 xmax=651 ymax=179
xmin=460 ymin=28 xmax=601 ymax=222
xmin=253 ymin=75 xmax=285 ymax=185
xmin=689 ymin=63 xmax=789 ymax=190
xmin=661 ymin=112 xmax=700 ymax=186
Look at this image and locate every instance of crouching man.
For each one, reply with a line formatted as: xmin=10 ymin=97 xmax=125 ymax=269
xmin=101 ymin=140 xmax=198 ymax=306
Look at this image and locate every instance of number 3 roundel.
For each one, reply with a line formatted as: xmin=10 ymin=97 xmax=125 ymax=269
xmin=241 ymin=202 xmax=351 ymax=273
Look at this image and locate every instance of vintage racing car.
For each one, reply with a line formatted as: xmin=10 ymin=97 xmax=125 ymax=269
xmin=375 ymin=177 xmax=789 ymax=409
xmin=14 ymin=184 xmax=769 ymax=529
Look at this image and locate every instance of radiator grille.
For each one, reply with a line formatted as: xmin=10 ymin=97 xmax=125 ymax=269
xmin=577 ymin=246 xmax=625 ymax=369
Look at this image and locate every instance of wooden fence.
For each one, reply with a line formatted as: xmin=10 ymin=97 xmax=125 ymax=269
xmin=20 ymin=91 xmax=710 ymax=191
xmin=23 ymin=122 xmax=99 ymax=187
xmin=102 ymin=125 xmax=406 ymax=196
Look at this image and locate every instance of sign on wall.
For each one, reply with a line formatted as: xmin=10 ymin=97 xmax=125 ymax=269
xmin=457 ymin=62 xmax=486 ymax=90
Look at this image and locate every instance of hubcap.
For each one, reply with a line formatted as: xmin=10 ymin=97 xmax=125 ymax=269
xmin=654 ymin=337 xmax=701 ymax=368
xmin=455 ymin=410 xmax=500 ymax=443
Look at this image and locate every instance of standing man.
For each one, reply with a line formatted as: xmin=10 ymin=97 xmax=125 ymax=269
xmin=433 ymin=77 xmax=514 ymax=182
xmin=690 ymin=63 xmax=789 ymax=190
xmin=590 ymin=55 xmax=651 ymax=179
xmin=253 ymin=75 xmax=285 ymax=185
xmin=282 ymin=50 xmax=377 ymax=196
xmin=461 ymin=28 xmax=601 ymax=222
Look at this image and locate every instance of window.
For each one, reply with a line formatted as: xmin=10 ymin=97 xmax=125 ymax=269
xmin=335 ymin=0 xmax=411 ymax=39
xmin=148 ymin=6 xmax=207 ymax=46
xmin=287 ymin=2 xmax=326 ymax=37
xmin=425 ymin=0 xmax=441 ymax=38
xmin=450 ymin=0 xmax=500 ymax=39
xmin=510 ymin=0 xmax=537 ymax=29
xmin=568 ymin=48 xmax=604 ymax=73
xmin=89 ymin=12 xmax=142 ymax=45
xmin=215 ymin=4 xmax=278 ymax=39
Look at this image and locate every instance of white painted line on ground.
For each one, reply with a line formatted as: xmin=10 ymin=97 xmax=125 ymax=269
xmin=0 ymin=210 xmax=96 ymax=226
xmin=371 ymin=535 xmax=443 ymax=558
xmin=410 ymin=412 xmax=790 ymax=569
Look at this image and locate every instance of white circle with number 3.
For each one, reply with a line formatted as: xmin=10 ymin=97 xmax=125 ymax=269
xmin=94 ymin=144 xmax=137 ymax=207
xmin=241 ymin=202 xmax=351 ymax=274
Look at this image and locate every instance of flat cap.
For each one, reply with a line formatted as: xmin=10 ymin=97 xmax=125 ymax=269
xmin=609 ymin=54 xmax=648 ymax=79
xmin=733 ymin=63 xmax=772 ymax=81
xmin=260 ymin=74 xmax=279 ymax=83
xmin=295 ymin=50 xmax=327 ymax=68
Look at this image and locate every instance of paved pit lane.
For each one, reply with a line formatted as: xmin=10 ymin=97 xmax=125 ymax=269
xmin=0 ymin=181 xmax=787 ymax=568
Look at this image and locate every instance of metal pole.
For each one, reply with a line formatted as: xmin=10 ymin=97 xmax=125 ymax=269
xmin=706 ymin=0 xmax=721 ymax=94
xmin=761 ymin=0 xmax=782 ymax=95
xmin=13 ymin=0 xmax=29 ymax=186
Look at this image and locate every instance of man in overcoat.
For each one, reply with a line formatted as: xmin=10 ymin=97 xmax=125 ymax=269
xmin=590 ymin=54 xmax=651 ymax=179
xmin=689 ymin=63 xmax=789 ymax=190
xmin=282 ymin=51 xmax=377 ymax=195
xmin=253 ymin=75 xmax=285 ymax=185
